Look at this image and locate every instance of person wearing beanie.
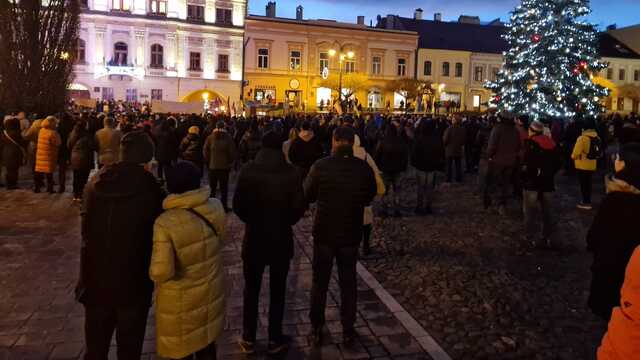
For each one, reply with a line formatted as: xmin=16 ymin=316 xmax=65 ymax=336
xmin=289 ymin=120 xmax=324 ymax=179
xmin=150 ymin=161 xmax=225 ymax=360
xmin=203 ymin=119 xmax=236 ymax=211
xmin=233 ymin=130 xmax=306 ymax=355
xmin=78 ymin=130 xmax=164 ymax=359
xmin=587 ymin=142 xmax=640 ymax=321
xmin=521 ymin=119 xmax=561 ymax=248
xmin=572 ymin=119 xmax=601 ymax=210
xmin=179 ymin=126 xmax=204 ymax=176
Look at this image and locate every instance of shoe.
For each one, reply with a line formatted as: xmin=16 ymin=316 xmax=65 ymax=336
xmin=311 ymin=327 xmax=323 ymax=347
xmin=267 ymin=335 xmax=291 ymax=355
xmin=577 ymin=203 xmax=593 ymax=210
xmin=238 ymin=339 xmax=255 ymax=355
xmin=343 ymin=328 xmax=357 ymax=346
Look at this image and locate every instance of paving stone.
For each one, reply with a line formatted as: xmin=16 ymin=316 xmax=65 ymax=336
xmin=379 ymin=334 xmax=424 ymax=356
xmin=49 ymin=342 xmax=84 ymax=359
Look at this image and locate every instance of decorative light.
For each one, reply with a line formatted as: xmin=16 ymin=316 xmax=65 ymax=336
xmin=347 ymin=51 xmax=355 ymax=59
xmin=328 ymin=49 xmax=337 ymax=57
xmin=60 ymin=52 xmax=70 ymax=60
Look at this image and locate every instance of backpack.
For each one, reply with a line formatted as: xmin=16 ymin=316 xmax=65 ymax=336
xmin=586 ymin=136 xmax=604 ymax=160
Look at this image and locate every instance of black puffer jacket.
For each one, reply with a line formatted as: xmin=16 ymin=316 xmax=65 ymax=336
xmin=153 ymin=125 xmax=179 ymax=163
xmin=521 ymin=135 xmax=561 ymax=192
xmin=67 ymin=123 xmax=95 ymax=170
xmin=412 ymin=134 xmax=444 ymax=172
xmin=77 ymin=163 xmax=164 ymax=307
xmin=233 ymin=149 xmax=306 ymax=262
xmin=239 ymin=130 xmax=262 ymax=163
xmin=289 ymin=131 xmax=324 ymax=176
xmin=304 ymin=146 xmax=376 ymax=247
xmin=179 ymin=133 xmax=203 ymax=164
xmin=1 ymin=118 xmax=26 ymax=169
xmin=375 ymin=129 xmax=409 ymax=174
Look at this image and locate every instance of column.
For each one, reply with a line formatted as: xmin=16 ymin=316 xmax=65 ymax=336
xmin=166 ymin=33 xmax=177 ymax=71
xmin=135 ymin=29 xmax=145 ymax=67
xmin=95 ymin=25 xmax=106 ymax=65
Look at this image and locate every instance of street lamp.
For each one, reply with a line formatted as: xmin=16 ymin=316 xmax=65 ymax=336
xmin=328 ymin=44 xmax=355 ymax=107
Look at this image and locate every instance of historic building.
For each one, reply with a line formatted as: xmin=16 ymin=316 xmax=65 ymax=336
xmin=243 ymin=3 xmax=418 ymax=112
xmin=71 ymin=0 xmax=246 ymax=106
xmin=594 ymin=32 xmax=640 ymax=113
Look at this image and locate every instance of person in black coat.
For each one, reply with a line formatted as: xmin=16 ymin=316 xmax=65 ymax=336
xmin=67 ymin=116 xmax=95 ymax=201
xmin=289 ymin=121 xmax=324 ymax=179
xmin=57 ymin=112 xmax=75 ymax=193
xmin=375 ymin=123 xmax=409 ymax=216
xmin=0 ymin=117 xmax=26 ymax=189
xmin=153 ymin=120 xmax=179 ymax=180
xmin=179 ymin=126 xmax=203 ymax=175
xmin=587 ymin=142 xmax=640 ymax=320
xmin=411 ymin=119 xmax=444 ymax=214
xmin=304 ymin=127 xmax=376 ymax=346
xmin=239 ymin=121 xmax=262 ymax=164
xmin=233 ymin=131 xmax=306 ymax=355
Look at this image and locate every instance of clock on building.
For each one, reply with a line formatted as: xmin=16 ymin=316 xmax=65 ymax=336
xmin=289 ymin=78 xmax=300 ymax=89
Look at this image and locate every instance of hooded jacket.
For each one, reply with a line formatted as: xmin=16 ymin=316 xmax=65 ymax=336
xmin=95 ymin=126 xmax=122 ymax=166
xmin=150 ymin=187 xmax=225 ymax=359
xmin=1 ymin=118 xmax=26 ymax=169
xmin=35 ymin=123 xmax=61 ymax=174
xmin=179 ymin=133 xmax=203 ymax=164
xmin=522 ymin=134 xmax=560 ymax=192
xmin=67 ymin=123 xmax=95 ymax=170
xmin=572 ymin=129 xmax=599 ymax=171
xmin=203 ymin=129 xmax=236 ymax=170
xmin=289 ymin=130 xmax=324 ymax=175
xmin=77 ymin=163 xmax=164 ymax=306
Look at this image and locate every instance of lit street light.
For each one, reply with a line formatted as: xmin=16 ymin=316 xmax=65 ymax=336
xmin=328 ymin=43 xmax=355 ymax=109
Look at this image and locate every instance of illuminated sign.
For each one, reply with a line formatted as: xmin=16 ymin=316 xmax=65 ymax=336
xmin=322 ymin=67 xmax=329 ymax=80
xmin=94 ymin=66 xmax=145 ymax=80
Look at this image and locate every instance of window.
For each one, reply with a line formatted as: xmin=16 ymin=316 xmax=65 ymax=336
xmin=290 ymin=50 xmax=301 ymax=71
xmin=474 ymin=66 xmax=484 ymax=82
xmin=344 ymin=59 xmax=355 ymax=73
xmin=101 ymin=87 xmax=114 ymax=101
xmin=423 ymin=61 xmax=432 ymax=76
xmin=187 ymin=5 xmax=204 ymax=21
xmin=607 ymin=68 xmax=614 ymax=80
xmin=491 ymin=67 xmax=499 ymax=81
xmin=372 ymin=56 xmax=381 ymax=75
xmin=258 ymin=48 xmax=269 ymax=69
xmin=76 ymin=39 xmax=86 ymax=63
xmin=619 ymin=69 xmax=626 ymax=81
xmin=442 ymin=62 xmax=450 ymax=76
xmin=189 ymin=52 xmax=201 ymax=71
xmin=216 ymin=8 xmax=232 ymax=24
xmin=151 ymin=89 xmax=163 ymax=100
xmin=150 ymin=44 xmax=163 ymax=68
xmin=149 ymin=0 xmax=166 ymax=14
xmin=618 ymin=97 xmax=625 ymax=111
xmin=111 ymin=0 xmax=130 ymax=11
xmin=319 ymin=52 xmax=329 ymax=75
xmin=397 ymin=58 xmax=407 ymax=77
xmin=473 ymin=95 xmax=481 ymax=108
xmin=635 ymin=70 xmax=640 ymax=82
xmin=455 ymin=62 xmax=463 ymax=77
xmin=217 ymin=54 xmax=229 ymax=73
xmin=113 ymin=42 xmax=128 ymax=66
xmin=126 ymin=88 xmax=137 ymax=102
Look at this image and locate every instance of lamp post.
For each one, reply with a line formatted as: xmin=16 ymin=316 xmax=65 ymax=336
xmin=328 ymin=45 xmax=354 ymax=109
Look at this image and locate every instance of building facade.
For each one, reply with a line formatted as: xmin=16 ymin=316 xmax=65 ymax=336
xmin=72 ymin=0 xmax=246 ymax=107
xmin=593 ymin=33 xmax=640 ymax=113
xmin=244 ymin=7 xmax=418 ymax=112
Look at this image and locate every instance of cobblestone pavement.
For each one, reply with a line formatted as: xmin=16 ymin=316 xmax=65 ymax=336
xmin=363 ymin=170 xmax=608 ymax=360
xmin=0 ymin=177 xmax=432 ymax=360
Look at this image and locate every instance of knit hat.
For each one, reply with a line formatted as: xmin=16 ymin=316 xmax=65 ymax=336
xmin=188 ymin=126 xmax=200 ymax=135
xmin=617 ymin=143 xmax=640 ymax=190
xmin=120 ymin=131 xmax=154 ymax=164
xmin=530 ymin=120 xmax=545 ymax=133
xmin=262 ymin=130 xmax=282 ymax=150
xmin=165 ymin=161 xmax=201 ymax=194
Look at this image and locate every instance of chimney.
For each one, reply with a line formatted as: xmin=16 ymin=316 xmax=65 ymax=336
xmin=266 ymin=1 xmax=276 ymax=18
xmin=414 ymin=8 xmax=423 ymax=20
xmin=434 ymin=13 xmax=442 ymax=21
xmin=296 ymin=5 xmax=303 ymax=20
xmin=357 ymin=16 xmax=365 ymax=25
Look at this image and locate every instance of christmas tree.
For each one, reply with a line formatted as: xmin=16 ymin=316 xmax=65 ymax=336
xmin=487 ymin=0 xmax=609 ymax=120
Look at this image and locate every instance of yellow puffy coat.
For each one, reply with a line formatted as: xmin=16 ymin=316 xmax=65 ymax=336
xmin=571 ymin=129 xmax=598 ymax=171
xmin=35 ymin=124 xmax=61 ymax=174
xmin=150 ymin=187 xmax=226 ymax=359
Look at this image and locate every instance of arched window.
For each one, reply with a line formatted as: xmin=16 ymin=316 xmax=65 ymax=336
xmin=76 ymin=39 xmax=86 ymax=64
xmin=150 ymin=44 xmax=163 ymax=68
xmin=113 ymin=42 xmax=128 ymax=66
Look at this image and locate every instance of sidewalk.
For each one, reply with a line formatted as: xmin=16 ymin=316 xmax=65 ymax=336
xmin=0 ymin=188 xmax=441 ymax=360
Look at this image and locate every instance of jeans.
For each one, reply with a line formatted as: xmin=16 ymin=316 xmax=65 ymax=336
xmin=157 ymin=160 xmax=173 ymax=180
xmin=175 ymin=343 xmax=216 ymax=360
xmin=523 ymin=191 xmax=554 ymax=241
xmin=416 ymin=171 xmax=436 ymax=210
xmin=484 ymin=163 xmax=514 ymax=209
xmin=242 ymin=259 xmax=290 ymax=342
xmin=310 ymin=243 xmax=358 ymax=332
xmin=446 ymin=156 xmax=463 ymax=182
xmin=208 ymin=169 xmax=230 ymax=210
xmin=83 ymin=304 xmax=149 ymax=360
xmin=577 ymin=169 xmax=594 ymax=204
xmin=72 ymin=169 xmax=91 ymax=198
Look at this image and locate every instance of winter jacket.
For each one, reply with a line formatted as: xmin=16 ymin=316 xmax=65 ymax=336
xmin=289 ymin=130 xmax=324 ymax=176
xmin=203 ymin=130 xmax=236 ymax=170
xmin=95 ymin=127 xmax=122 ymax=166
xmin=77 ymin=163 xmax=164 ymax=307
xmin=153 ymin=126 xmax=179 ymax=163
xmin=411 ymin=133 xmax=445 ymax=172
xmin=353 ymin=137 xmax=385 ymax=225
xmin=57 ymin=116 xmax=74 ymax=165
xmin=488 ymin=122 xmax=521 ymax=166
xmin=35 ymin=128 xmax=61 ymax=174
xmin=304 ymin=146 xmax=376 ymax=248
xmin=233 ymin=148 xmax=306 ymax=262
xmin=239 ymin=130 xmax=262 ymax=163
xmin=179 ymin=133 xmax=203 ymax=165
xmin=22 ymin=119 xmax=42 ymax=166
xmin=572 ymin=129 xmax=599 ymax=171
xmin=1 ymin=119 xmax=26 ymax=169
xmin=374 ymin=132 xmax=409 ymax=174
xmin=150 ymin=187 xmax=225 ymax=359
xmin=521 ymin=135 xmax=560 ymax=193
xmin=442 ymin=124 xmax=466 ymax=158
xmin=597 ymin=246 xmax=640 ymax=360
xmin=587 ymin=177 xmax=640 ymax=320
xmin=67 ymin=124 xmax=95 ymax=170
xmin=476 ymin=125 xmax=492 ymax=161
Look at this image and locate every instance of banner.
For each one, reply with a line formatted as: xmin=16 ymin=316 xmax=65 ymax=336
xmin=151 ymin=100 xmax=202 ymax=114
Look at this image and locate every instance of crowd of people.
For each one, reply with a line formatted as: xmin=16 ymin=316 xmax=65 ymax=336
xmin=1 ymin=108 xmax=640 ymax=359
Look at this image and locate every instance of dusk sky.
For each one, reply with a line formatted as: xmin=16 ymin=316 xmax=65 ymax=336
xmin=248 ymin=0 xmax=640 ymax=29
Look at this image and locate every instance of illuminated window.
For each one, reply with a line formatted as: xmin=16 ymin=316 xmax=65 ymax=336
xmin=76 ymin=39 xmax=86 ymax=63
xmin=344 ymin=59 xmax=355 ymax=73
xmin=126 ymin=88 xmax=138 ymax=102
xmin=149 ymin=0 xmax=166 ymax=14
xmin=258 ymin=48 xmax=269 ymax=69
xmin=474 ymin=66 xmax=484 ymax=82
xmin=150 ymin=44 xmax=163 ymax=68
xmin=111 ymin=0 xmax=130 ymax=11
xmin=217 ymin=54 xmax=229 ymax=73
xmin=113 ymin=42 xmax=128 ymax=66
xmin=290 ymin=50 xmax=301 ymax=70
xmin=455 ymin=62 xmax=463 ymax=77
xmin=372 ymin=56 xmax=381 ymax=75
xmin=319 ymin=52 xmax=329 ymax=75
xmin=187 ymin=5 xmax=204 ymax=21
xmin=442 ymin=62 xmax=450 ymax=76
xmin=397 ymin=58 xmax=407 ymax=77
xmin=216 ymin=8 xmax=232 ymax=24
xmin=189 ymin=52 xmax=201 ymax=71
xmin=151 ymin=89 xmax=163 ymax=100
xmin=607 ymin=68 xmax=613 ymax=80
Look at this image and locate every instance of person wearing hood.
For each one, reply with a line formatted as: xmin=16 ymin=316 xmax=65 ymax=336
xmin=34 ymin=116 xmax=62 ymax=194
xmin=1 ymin=117 xmax=26 ymax=189
xmin=77 ymin=131 xmax=164 ymax=359
xmin=521 ymin=120 xmax=562 ymax=248
xmin=203 ymin=121 xmax=236 ymax=211
xmin=572 ymin=119 xmax=601 ymax=210
xmin=179 ymin=126 xmax=204 ymax=175
xmin=411 ymin=119 xmax=445 ymax=215
xmin=289 ymin=121 xmax=324 ymax=179
xmin=587 ymin=142 xmax=640 ymax=321
xmin=150 ymin=161 xmax=226 ymax=360
xmin=95 ymin=116 xmax=122 ymax=167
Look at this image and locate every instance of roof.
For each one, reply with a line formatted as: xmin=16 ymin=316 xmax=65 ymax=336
xmin=379 ymin=16 xmax=508 ymax=54
xmin=598 ymin=32 xmax=640 ymax=59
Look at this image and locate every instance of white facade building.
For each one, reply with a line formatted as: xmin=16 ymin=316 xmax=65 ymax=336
xmin=72 ymin=0 xmax=245 ymax=105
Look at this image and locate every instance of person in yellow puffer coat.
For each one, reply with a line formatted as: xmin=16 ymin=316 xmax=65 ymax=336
xmin=150 ymin=161 xmax=225 ymax=360
xmin=572 ymin=119 xmax=600 ymax=210
xmin=34 ymin=116 xmax=61 ymax=193
xmin=598 ymin=245 xmax=640 ymax=360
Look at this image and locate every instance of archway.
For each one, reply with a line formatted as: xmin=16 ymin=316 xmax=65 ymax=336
xmin=180 ymin=89 xmax=225 ymax=103
xmin=67 ymin=82 xmax=91 ymax=100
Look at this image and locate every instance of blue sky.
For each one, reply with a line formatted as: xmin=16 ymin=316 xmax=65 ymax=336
xmin=249 ymin=0 xmax=640 ymax=29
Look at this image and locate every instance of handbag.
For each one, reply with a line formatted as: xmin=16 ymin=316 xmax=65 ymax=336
xmin=186 ymin=208 xmax=218 ymax=237
xmin=3 ymin=130 xmax=27 ymax=165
